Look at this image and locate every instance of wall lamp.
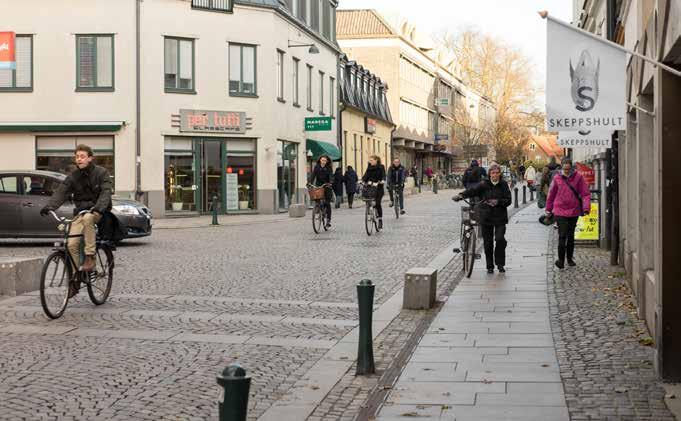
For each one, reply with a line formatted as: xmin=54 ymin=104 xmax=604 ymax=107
xmin=288 ymin=41 xmax=320 ymax=54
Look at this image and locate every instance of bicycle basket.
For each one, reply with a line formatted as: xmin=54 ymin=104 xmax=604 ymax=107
xmin=308 ymin=186 xmax=326 ymax=201
xmin=361 ymin=185 xmax=377 ymax=199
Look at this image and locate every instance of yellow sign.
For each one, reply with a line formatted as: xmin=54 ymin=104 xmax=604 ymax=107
xmin=575 ymin=203 xmax=599 ymax=241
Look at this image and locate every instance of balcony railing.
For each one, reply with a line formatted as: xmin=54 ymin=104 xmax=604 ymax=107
xmin=191 ymin=0 xmax=233 ymax=13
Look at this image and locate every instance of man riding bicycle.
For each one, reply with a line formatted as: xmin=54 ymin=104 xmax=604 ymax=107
xmin=40 ymin=145 xmax=112 ymax=281
xmin=387 ymin=158 xmax=406 ymax=215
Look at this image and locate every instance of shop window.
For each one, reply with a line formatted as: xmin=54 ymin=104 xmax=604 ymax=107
xmin=35 ymin=136 xmax=115 ymax=188
xmin=229 ymin=43 xmax=257 ymax=96
xmin=76 ymin=34 xmax=114 ymax=91
xmin=165 ymin=138 xmax=196 ymax=212
xmin=165 ymin=37 xmax=195 ymax=93
xmin=226 ymin=155 xmax=256 ymax=210
xmin=277 ymin=141 xmax=298 ymax=210
xmin=0 ymin=35 xmax=32 ymax=91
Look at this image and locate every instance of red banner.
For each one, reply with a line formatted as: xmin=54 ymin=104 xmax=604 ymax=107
xmin=575 ymin=162 xmax=595 ymax=186
xmin=0 ymin=32 xmax=16 ymax=69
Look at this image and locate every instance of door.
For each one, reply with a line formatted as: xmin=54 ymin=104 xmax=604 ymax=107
xmin=201 ymin=140 xmax=223 ymax=212
xmin=0 ymin=175 xmax=21 ymax=237
xmin=19 ymin=174 xmax=73 ymax=236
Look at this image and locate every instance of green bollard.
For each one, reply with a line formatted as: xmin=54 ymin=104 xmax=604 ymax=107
xmin=530 ymin=187 xmax=535 ymax=201
xmin=356 ymin=279 xmax=376 ymax=375
xmin=522 ymin=185 xmax=527 ymax=204
xmin=514 ymin=187 xmax=519 ymax=208
xmin=217 ymin=363 xmax=251 ymax=421
xmin=212 ymin=195 xmax=219 ymax=226
xmin=433 ymin=178 xmax=438 ymax=194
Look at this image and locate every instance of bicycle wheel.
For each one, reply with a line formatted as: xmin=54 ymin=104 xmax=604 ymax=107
xmin=322 ymin=202 xmax=329 ymax=231
xmin=466 ymin=227 xmax=477 ymax=278
xmin=40 ymin=251 xmax=72 ymax=319
xmin=461 ymin=233 xmax=470 ymax=274
xmin=87 ymin=244 xmax=114 ymax=305
xmin=312 ymin=204 xmax=322 ymax=234
xmin=365 ymin=202 xmax=374 ymax=236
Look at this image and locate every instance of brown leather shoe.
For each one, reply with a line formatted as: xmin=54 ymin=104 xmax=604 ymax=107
xmin=81 ymin=255 xmax=96 ymax=272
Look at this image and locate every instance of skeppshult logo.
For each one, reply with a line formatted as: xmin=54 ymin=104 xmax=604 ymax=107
xmin=570 ymin=50 xmax=600 ymax=113
xmin=0 ymin=42 xmax=9 ymax=52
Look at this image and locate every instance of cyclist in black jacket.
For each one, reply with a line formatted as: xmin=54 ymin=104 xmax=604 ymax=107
xmin=309 ymin=155 xmax=334 ymax=228
xmin=362 ymin=155 xmax=386 ymax=229
xmin=387 ymin=158 xmax=406 ymax=215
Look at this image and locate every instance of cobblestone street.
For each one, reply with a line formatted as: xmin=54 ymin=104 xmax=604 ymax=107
xmin=0 ymin=192 xmax=462 ymax=420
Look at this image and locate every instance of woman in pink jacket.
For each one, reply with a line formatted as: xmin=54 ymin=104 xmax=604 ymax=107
xmin=546 ymin=158 xmax=591 ymax=269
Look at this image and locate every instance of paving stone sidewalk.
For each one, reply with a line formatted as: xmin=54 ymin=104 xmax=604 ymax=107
xmin=375 ymin=206 xmax=569 ymax=421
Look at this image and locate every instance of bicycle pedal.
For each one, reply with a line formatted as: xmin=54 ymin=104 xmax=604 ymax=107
xmin=474 ymin=253 xmax=482 ymax=259
xmin=452 ymin=248 xmax=461 ymax=253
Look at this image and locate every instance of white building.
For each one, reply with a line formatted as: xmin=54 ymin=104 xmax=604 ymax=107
xmin=0 ymin=0 xmax=340 ymax=216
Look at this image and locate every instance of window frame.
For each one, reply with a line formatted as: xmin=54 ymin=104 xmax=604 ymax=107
xmin=292 ymin=57 xmax=300 ymax=107
xmin=229 ymin=42 xmax=258 ymax=97
xmin=329 ymin=76 xmax=335 ymax=118
xmin=191 ymin=0 xmax=233 ymax=13
xmin=164 ymin=36 xmax=196 ymax=94
xmin=276 ymin=49 xmax=285 ymax=102
xmin=306 ymin=64 xmax=314 ymax=111
xmin=0 ymin=35 xmax=33 ymax=92
xmin=318 ymin=70 xmax=325 ymax=115
xmin=75 ymin=34 xmax=115 ymax=92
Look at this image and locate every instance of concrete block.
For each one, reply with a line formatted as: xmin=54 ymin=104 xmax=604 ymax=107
xmin=403 ymin=267 xmax=437 ymax=309
xmin=0 ymin=257 xmax=43 ymax=297
xmin=288 ymin=203 xmax=306 ymax=218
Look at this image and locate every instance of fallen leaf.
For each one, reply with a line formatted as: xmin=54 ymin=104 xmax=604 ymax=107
xmin=399 ymin=412 xmax=420 ymax=417
xmin=442 ymin=405 xmax=451 ymax=410
xmin=310 ymin=385 xmax=319 ymax=390
xmin=382 ymin=385 xmax=392 ymax=390
xmin=639 ymin=337 xmax=655 ymax=346
xmin=541 ymin=364 xmax=550 ymax=367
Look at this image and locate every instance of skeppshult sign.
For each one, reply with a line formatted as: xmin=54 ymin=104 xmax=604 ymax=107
xmin=545 ymin=19 xmax=626 ymax=132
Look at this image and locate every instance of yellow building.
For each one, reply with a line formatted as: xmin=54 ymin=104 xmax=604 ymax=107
xmin=339 ymin=55 xmax=394 ymax=178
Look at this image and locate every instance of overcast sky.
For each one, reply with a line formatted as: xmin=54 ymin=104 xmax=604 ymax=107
xmin=338 ymin=0 xmax=574 ymax=107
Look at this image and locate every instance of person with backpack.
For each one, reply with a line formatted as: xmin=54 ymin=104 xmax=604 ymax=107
xmin=332 ymin=167 xmax=344 ymax=209
xmin=344 ymin=166 xmax=358 ymax=209
xmin=462 ymin=159 xmax=484 ymax=190
xmin=545 ymin=157 xmax=591 ymax=269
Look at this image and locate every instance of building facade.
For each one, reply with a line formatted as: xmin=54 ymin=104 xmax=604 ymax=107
xmin=0 ymin=0 xmax=340 ymax=217
xmin=338 ymin=55 xmax=394 ymax=177
xmin=575 ymin=0 xmax=681 ymax=380
xmin=336 ymin=9 xmax=494 ymax=180
xmin=522 ymin=135 xmax=563 ymax=165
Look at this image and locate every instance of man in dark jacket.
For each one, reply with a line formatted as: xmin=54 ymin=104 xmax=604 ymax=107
xmin=462 ymin=159 xmax=485 ymax=189
xmin=455 ymin=164 xmax=512 ymax=273
xmin=387 ymin=158 xmax=406 ymax=215
xmin=344 ymin=166 xmax=358 ymax=209
xmin=332 ymin=167 xmax=344 ymax=209
xmin=40 ymin=144 xmax=112 ymax=275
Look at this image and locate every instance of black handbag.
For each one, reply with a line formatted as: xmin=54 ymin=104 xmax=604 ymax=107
xmin=539 ymin=213 xmax=555 ymax=226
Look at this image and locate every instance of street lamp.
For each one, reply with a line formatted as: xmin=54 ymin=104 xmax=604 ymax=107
xmin=288 ymin=41 xmax=320 ymax=54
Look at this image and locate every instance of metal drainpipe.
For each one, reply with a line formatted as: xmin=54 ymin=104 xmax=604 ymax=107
xmin=607 ymin=0 xmax=619 ymax=265
xmin=135 ymin=0 xmax=142 ymax=202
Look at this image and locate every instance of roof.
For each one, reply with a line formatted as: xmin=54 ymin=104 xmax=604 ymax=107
xmin=337 ymin=10 xmax=396 ymax=38
xmin=532 ymin=135 xmax=564 ymax=158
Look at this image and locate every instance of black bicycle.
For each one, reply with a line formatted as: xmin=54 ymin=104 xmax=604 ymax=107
xmin=308 ymin=183 xmax=331 ymax=234
xmin=389 ymin=185 xmax=403 ymax=219
xmin=40 ymin=210 xmax=114 ymax=319
xmin=452 ymin=197 xmax=479 ymax=278
xmin=360 ymin=182 xmax=381 ymax=236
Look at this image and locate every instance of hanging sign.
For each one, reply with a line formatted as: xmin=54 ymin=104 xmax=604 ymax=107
xmin=0 ymin=32 xmax=16 ymax=70
xmin=557 ymin=131 xmax=612 ymax=148
xmin=545 ymin=19 xmax=626 ymax=131
xmin=365 ymin=117 xmax=377 ymax=134
xmin=575 ymin=162 xmax=595 ymax=186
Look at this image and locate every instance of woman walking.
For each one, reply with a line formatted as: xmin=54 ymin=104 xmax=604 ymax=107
xmin=309 ymin=155 xmax=334 ymax=228
xmin=332 ymin=167 xmax=344 ymax=209
xmin=362 ymin=155 xmax=386 ymax=229
xmin=546 ymin=158 xmax=591 ymax=269
xmin=454 ymin=164 xmax=512 ymax=273
xmin=344 ymin=166 xmax=358 ymax=209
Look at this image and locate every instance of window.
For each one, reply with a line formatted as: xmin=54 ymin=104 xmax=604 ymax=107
xmin=229 ymin=43 xmax=256 ymax=96
xmin=292 ymin=58 xmax=300 ymax=106
xmin=36 ymin=136 xmax=115 ymax=187
xmin=76 ymin=35 xmax=114 ymax=91
xmin=331 ymin=6 xmax=336 ymax=42
xmin=191 ymin=0 xmax=232 ymax=12
xmin=311 ymin=0 xmax=320 ymax=31
xmin=529 ymin=143 xmax=536 ymax=150
xmin=276 ymin=50 xmax=285 ymax=101
xmin=329 ymin=76 xmax=335 ymax=117
xmin=22 ymin=176 xmax=58 ymax=197
xmin=297 ymin=0 xmax=307 ymax=21
xmin=165 ymin=37 xmax=194 ymax=92
xmin=322 ymin=0 xmax=331 ymax=39
xmin=306 ymin=64 xmax=313 ymax=111
xmin=283 ymin=0 xmax=293 ymax=11
xmin=0 ymin=176 xmax=18 ymax=194
xmin=0 ymin=35 xmax=32 ymax=91
xmin=319 ymin=71 xmax=324 ymax=115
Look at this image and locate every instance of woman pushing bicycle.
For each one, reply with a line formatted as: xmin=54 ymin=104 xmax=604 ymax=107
xmin=309 ymin=155 xmax=334 ymax=229
xmin=454 ymin=163 xmax=512 ymax=274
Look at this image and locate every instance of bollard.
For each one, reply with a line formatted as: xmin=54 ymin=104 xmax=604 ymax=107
xmin=514 ymin=187 xmax=519 ymax=208
xmin=433 ymin=179 xmax=438 ymax=194
xmin=216 ymin=363 xmax=251 ymax=421
xmin=522 ymin=185 xmax=527 ymax=204
xmin=530 ymin=187 xmax=535 ymax=201
xmin=212 ymin=195 xmax=219 ymax=226
xmin=356 ymin=279 xmax=376 ymax=375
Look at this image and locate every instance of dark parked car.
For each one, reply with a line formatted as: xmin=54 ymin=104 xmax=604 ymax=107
xmin=0 ymin=170 xmax=152 ymax=239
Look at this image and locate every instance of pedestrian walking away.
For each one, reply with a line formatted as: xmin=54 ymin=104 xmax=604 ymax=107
xmin=362 ymin=155 xmax=386 ymax=230
xmin=387 ymin=158 xmax=406 ymax=215
xmin=525 ymin=164 xmax=537 ymax=189
xmin=455 ymin=163 xmax=512 ymax=273
xmin=332 ymin=167 xmax=344 ymax=209
xmin=410 ymin=164 xmax=419 ymax=188
xmin=462 ymin=159 xmax=485 ymax=190
xmin=309 ymin=155 xmax=334 ymax=228
xmin=344 ymin=166 xmax=358 ymax=209
xmin=546 ymin=157 xmax=591 ymax=269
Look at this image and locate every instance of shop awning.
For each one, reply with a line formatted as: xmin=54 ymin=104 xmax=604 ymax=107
xmin=0 ymin=121 xmax=125 ymax=133
xmin=306 ymin=139 xmax=341 ymax=161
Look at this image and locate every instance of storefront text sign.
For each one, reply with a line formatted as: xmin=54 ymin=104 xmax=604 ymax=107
xmin=365 ymin=117 xmax=377 ymax=134
xmin=305 ymin=117 xmax=332 ymax=132
xmin=0 ymin=32 xmax=16 ymax=70
xmin=576 ymin=203 xmax=599 ymax=241
xmin=225 ymin=173 xmax=239 ymax=211
xmin=557 ymin=131 xmax=612 ymax=148
xmin=545 ymin=19 xmax=626 ymax=131
xmin=575 ymin=162 xmax=595 ymax=186
xmin=180 ymin=109 xmax=247 ymax=134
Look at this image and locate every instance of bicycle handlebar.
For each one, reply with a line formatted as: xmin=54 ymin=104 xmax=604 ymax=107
xmin=48 ymin=208 xmax=94 ymax=224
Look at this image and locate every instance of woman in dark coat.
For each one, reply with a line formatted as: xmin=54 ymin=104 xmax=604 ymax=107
xmin=362 ymin=155 xmax=386 ymax=229
xmin=309 ymin=155 xmax=334 ymax=228
xmin=344 ymin=166 xmax=358 ymax=209
xmin=332 ymin=167 xmax=344 ymax=209
xmin=454 ymin=164 xmax=512 ymax=274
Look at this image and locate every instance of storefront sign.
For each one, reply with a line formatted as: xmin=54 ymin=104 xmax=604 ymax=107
xmin=557 ymin=131 xmax=612 ymax=148
xmin=437 ymin=98 xmax=450 ymax=107
xmin=575 ymin=162 xmax=595 ymax=186
xmin=305 ymin=117 xmax=332 ymax=132
xmin=225 ymin=173 xmax=239 ymax=211
xmin=435 ymin=134 xmax=449 ymax=143
xmin=545 ymin=18 xmax=626 ymax=131
xmin=0 ymin=32 xmax=16 ymax=70
xmin=365 ymin=117 xmax=377 ymax=134
xmin=180 ymin=109 xmax=247 ymax=134
xmin=576 ymin=203 xmax=599 ymax=240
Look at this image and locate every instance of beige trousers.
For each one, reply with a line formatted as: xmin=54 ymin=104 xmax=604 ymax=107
xmin=67 ymin=212 xmax=102 ymax=267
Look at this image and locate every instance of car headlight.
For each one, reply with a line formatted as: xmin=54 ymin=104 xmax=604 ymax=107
xmin=113 ymin=205 xmax=140 ymax=215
